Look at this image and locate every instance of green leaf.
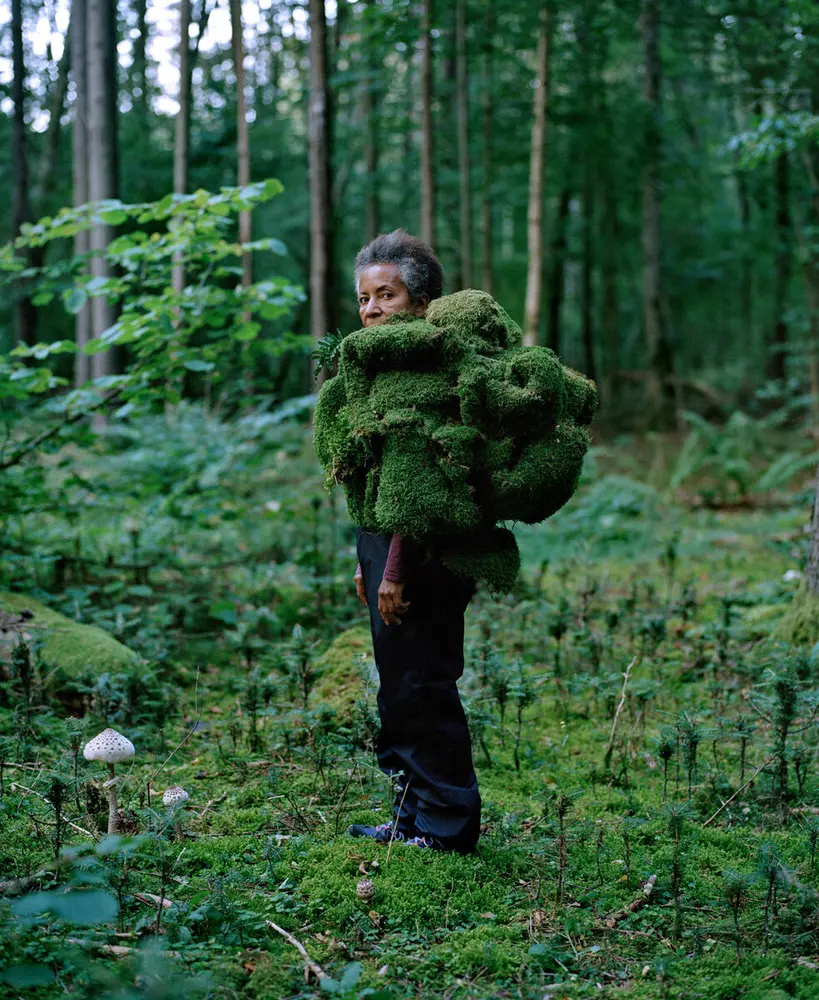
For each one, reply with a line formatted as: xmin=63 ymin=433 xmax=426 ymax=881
xmin=99 ymin=209 xmax=127 ymax=225
xmin=234 ymin=322 xmax=261 ymax=342
xmin=12 ymin=889 xmax=118 ymax=925
xmin=0 ymin=965 xmax=55 ymax=987
xmin=184 ymin=359 xmax=215 ymax=372
xmin=31 ymin=291 xmax=54 ymax=306
xmin=63 ymin=286 xmax=88 ymax=315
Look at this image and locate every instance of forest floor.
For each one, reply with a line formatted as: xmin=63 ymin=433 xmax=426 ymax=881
xmin=1 ymin=418 xmax=818 ymax=1000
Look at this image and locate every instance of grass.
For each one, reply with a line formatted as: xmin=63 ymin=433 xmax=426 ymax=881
xmin=0 ymin=420 xmax=817 ymax=999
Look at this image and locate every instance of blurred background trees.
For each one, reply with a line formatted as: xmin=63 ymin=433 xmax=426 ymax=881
xmin=0 ymin=0 xmax=817 ymax=428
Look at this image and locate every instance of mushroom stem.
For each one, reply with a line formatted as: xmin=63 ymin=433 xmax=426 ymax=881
xmin=106 ymin=763 xmax=120 ymax=834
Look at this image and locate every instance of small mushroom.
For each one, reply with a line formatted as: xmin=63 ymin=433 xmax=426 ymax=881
xmin=162 ymin=786 xmax=190 ymax=840
xmin=83 ymin=728 xmax=135 ymax=834
xmin=356 ymin=877 xmax=375 ymax=903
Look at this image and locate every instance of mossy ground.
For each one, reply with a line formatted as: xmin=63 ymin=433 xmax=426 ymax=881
xmin=0 ymin=434 xmax=817 ymax=1000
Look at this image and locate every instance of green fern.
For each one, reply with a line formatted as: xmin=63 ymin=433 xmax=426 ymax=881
xmin=312 ymin=329 xmax=347 ymax=381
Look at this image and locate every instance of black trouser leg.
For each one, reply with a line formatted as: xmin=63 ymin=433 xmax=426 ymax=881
xmin=356 ymin=529 xmax=482 ymax=852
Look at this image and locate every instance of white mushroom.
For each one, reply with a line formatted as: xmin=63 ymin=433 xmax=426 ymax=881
xmin=162 ymin=786 xmax=189 ymax=808
xmin=83 ymin=728 xmax=135 ymax=834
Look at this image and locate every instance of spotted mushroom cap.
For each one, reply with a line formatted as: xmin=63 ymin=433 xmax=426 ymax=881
xmin=163 ymin=785 xmax=189 ymax=807
xmin=82 ymin=728 xmax=135 ymax=764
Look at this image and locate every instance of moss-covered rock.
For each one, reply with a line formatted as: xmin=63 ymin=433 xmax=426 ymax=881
xmin=313 ymin=289 xmax=597 ymax=591
xmin=0 ymin=590 xmax=140 ymax=676
xmin=772 ymin=583 xmax=819 ymax=645
xmin=309 ymin=626 xmax=377 ymax=724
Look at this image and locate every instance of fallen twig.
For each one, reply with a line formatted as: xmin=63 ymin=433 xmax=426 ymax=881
xmin=134 ymin=892 xmax=173 ymax=909
xmin=604 ymin=657 xmax=638 ymax=770
xmin=601 ymin=875 xmax=657 ymax=927
xmin=703 ymin=757 xmax=774 ymax=827
xmin=66 ymin=938 xmax=181 ymax=958
xmin=10 ymin=781 xmax=98 ymax=839
xmin=266 ymin=920 xmax=329 ymax=983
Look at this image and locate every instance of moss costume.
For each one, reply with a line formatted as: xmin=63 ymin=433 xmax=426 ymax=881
xmin=314 ymin=289 xmax=596 ymax=851
xmin=314 ymin=289 xmax=596 ymax=591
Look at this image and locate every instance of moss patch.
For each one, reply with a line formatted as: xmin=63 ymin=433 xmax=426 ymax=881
xmin=309 ymin=626 xmax=376 ymax=724
xmin=772 ymin=583 xmax=819 ymax=645
xmin=0 ymin=590 xmax=140 ymax=676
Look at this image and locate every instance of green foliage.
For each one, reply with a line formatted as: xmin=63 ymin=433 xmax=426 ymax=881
xmin=314 ymin=291 xmax=596 ymax=590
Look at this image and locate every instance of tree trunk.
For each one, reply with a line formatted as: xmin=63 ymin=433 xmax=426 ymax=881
xmin=546 ymin=184 xmax=570 ymax=356
xmin=309 ymin=0 xmax=334 ymax=378
xmin=72 ymin=0 xmax=91 ymax=387
xmin=86 ymin=0 xmax=118 ymax=380
xmin=480 ymin=6 xmax=494 ymax=295
xmin=11 ymin=0 xmax=37 ymax=347
xmin=133 ymin=0 xmax=149 ymax=138
xmin=582 ymin=164 xmax=596 ymax=383
xmin=36 ymin=28 xmax=72 ymax=209
xmin=231 ymin=0 xmax=252 ymax=293
xmin=362 ymin=0 xmax=380 ymax=242
xmin=641 ymin=0 xmax=675 ymax=428
xmin=172 ymin=0 xmax=192 ymax=301
xmin=768 ymin=151 xmax=791 ymax=382
xmin=456 ymin=0 xmax=471 ymax=288
xmin=601 ymin=180 xmax=620 ymax=412
xmin=420 ymin=0 xmax=435 ymax=247
xmin=523 ymin=9 xmax=550 ymax=347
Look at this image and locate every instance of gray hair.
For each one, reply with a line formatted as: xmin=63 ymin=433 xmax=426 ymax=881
xmin=354 ymin=228 xmax=444 ymax=303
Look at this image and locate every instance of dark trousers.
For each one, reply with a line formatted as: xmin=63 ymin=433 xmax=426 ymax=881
xmin=356 ymin=529 xmax=481 ymax=852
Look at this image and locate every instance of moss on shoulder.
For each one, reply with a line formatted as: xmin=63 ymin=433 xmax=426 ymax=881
xmin=0 ymin=590 xmax=140 ymax=676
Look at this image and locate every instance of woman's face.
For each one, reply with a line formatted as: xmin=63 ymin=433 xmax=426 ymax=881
xmin=357 ymin=263 xmax=428 ymax=327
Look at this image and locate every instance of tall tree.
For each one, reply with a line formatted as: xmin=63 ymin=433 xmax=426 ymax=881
xmin=640 ymin=0 xmax=675 ymax=427
xmin=545 ymin=184 xmax=570 ymax=355
xmin=11 ymin=0 xmax=37 ymax=346
xmin=308 ymin=0 xmax=334 ymax=372
xmin=72 ymin=0 xmax=90 ymax=387
xmin=480 ymin=4 xmax=494 ymax=295
xmin=456 ymin=0 xmax=471 ymax=287
xmin=420 ymin=0 xmax=435 ymax=247
xmin=230 ymin=0 xmax=252 ymax=293
xmin=173 ymin=0 xmax=193 ymax=298
xmin=362 ymin=0 xmax=381 ymax=242
xmin=133 ymin=0 xmax=149 ymax=135
xmin=86 ymin=0 xmax=119 ymax=380
xmin=523 ymin=8 xmax=550 ymax=347
xmin=769 ymin=149 xmax=791 ymax=382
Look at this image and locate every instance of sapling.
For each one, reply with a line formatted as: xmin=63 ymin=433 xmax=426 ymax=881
xmin=487 ymin=655 xmax=512 ymax=746
xmin=734 ymin=715 xmax=755 ymax=785
xmin=64 ymin=719 xmax=85 ymax=816
xmin=465 ymin=700 xmax=493 ymax=769
xmin=757 ymin=842 xmax=784 ymax=951
xmin=549 ymin=596 xmax=571 ymax=678
xmin=553 ymin=792 xmax=572 ymax=906
xmin=243 ymin=668 xmax=263 ymax=752
xmin=722 ymin=869 xmax=750 ymax=960
xmin=511 ymin=662 xmax=535 ymax=773
xmin=807 ymin=817 xmax=819 ymax=875
xmin=10 ymin=633 xmax=34 ymax=732
xmin=287 ymin=624 xmax=317 ymax=710
xmin=654 ymin=727 xmax=676 ymax=803
xmin=666 ymin=804 xmax=687 ymax=942
xmin=772 ymin=668 xmax=800 ymax=819
xmin=46 ymin=776 xmax=69 ymax=860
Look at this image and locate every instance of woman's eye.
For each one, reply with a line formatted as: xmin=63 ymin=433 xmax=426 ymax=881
xmin=382 ymin=292 xmax=392 ymax=299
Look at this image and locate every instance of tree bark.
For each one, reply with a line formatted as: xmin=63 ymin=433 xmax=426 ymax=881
xmin=133 ymin=0 xmax=149 ymax=135
xmin=456 ymin=0 xmax=471 ymax=288
xmin=808 ymin=465 xmax=819 ymax=598
xmin=11 ymin=0 xmax=37 ymax=346
xmin=582 ymin=164 xmax=596 ymax=383
xmin=546 ymin=184 xmax=570 ymax=356
xmin=309 ymin=0 xmax=334 ymax=378
xmin=420 ymin=0 xmax=435 ymax=248
xmin=641 ymin=0 xmax=675 ymax=428
xmin=480 ymin=6 xmax=494 ymax=295
xmin=523 ymin=9 xmax=550 ymax=347
xmin=37 ymin=28 xmax=72 ymax=209
xmin=601 ymin=180 xmax=620 ymax=412
xmin=172 ymin=0 xmax=193 ymax=300
xmin=231 ymin=0 xmax=252 ymax=293
xmin=362 ymin=0 xmax=380 ymax=242
xmin=768 ymin=151 xmax=791 ymax=382
xmin=72 ymin=0 xmax=91 ymax=387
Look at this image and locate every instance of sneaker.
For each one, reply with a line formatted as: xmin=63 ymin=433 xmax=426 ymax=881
xmin=404 ymin=834 xmax=434 ymax=849
xmin=346 ymin=822 xmax=406 ymax=843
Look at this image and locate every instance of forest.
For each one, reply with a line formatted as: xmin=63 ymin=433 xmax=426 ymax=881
xmin=1 ymin=0 xmax=819 ymax=997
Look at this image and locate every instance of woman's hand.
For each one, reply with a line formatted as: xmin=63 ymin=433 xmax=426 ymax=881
xmin=354 ymin=570 xmax=367 ymax=606
xmin=378 ymin=578 xmax=410 ymax=625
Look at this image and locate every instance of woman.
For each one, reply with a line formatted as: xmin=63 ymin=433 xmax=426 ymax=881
xmin=345 ymin=229 xmax=481 ymax=854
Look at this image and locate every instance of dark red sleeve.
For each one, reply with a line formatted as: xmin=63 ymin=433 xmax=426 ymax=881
xmin=383 ymin=534 xmax=407 ymax=583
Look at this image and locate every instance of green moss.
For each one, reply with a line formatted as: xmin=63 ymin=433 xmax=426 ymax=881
xmin=0 ymin=590 xmax=140 ymax=677
xmin=441 ymin=527 xmax=520 ymax=593
xmin=772 ymin=583 xmax=819 ymax=645
xmin=313 ymin=290 xmax=598 ymax=590
xmin=309 ymin=626 xmax=376 ymax=724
